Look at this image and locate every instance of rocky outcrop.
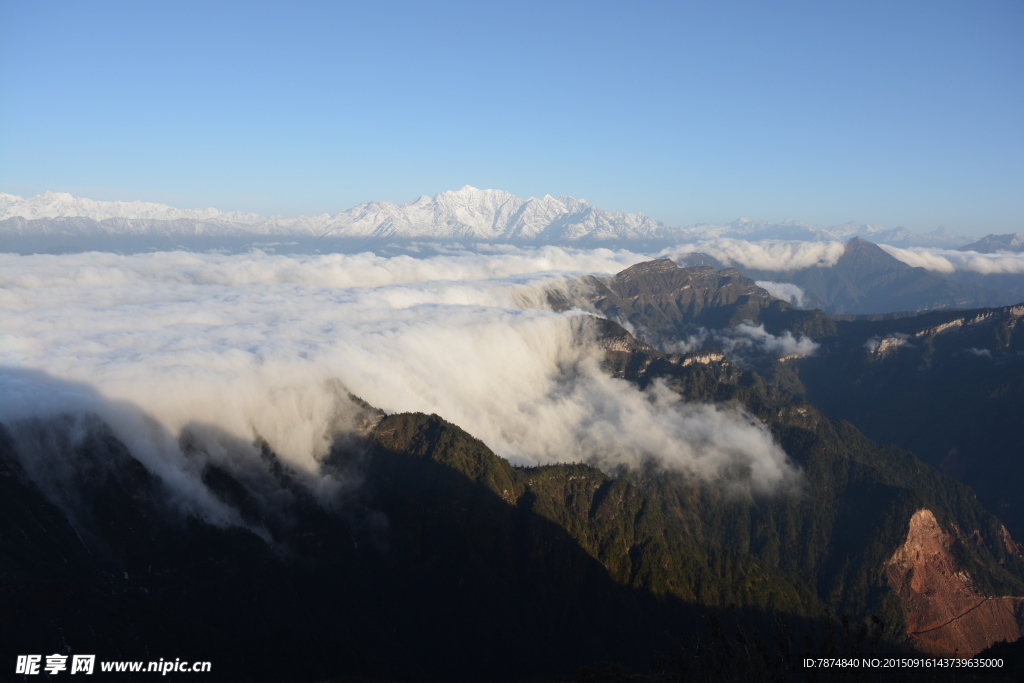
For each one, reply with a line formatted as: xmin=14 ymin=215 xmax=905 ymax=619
xmin=680 ymin=350 xmax=725 ymax=366
xmin=865 ymin=334 xmax=910 ymax=358
xmin=575 ymin=261 xmax=787 ymax=342
xmin=885 ymin=509 xmax=1024 ymax=657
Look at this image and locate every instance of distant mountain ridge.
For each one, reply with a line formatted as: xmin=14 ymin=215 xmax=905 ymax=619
xmin=680 ymin=237 xmax=1019 ymax=314
xmin=959 ymin=233 xmax=1024 ymax=253
xmin=0 ymin=187 xmax=667 ymax=244
xmin=0 ymin=191 xmax=266 ymax=224
xmin=0 ymin=188 xmax=976 ymax=249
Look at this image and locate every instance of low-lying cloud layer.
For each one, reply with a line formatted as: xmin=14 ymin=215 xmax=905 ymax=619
xmin=661 ymin=239 xmax=1024 ymax=276
xmin=666 ymin=239 xmax=846 ymax=271
xmin=878 ymin=245 xmax=1024 ymax=274
xmin=1 ymin=248 xmax=800 ymax=525
xmin=653 ymin=238 xmax=1024 ymax=276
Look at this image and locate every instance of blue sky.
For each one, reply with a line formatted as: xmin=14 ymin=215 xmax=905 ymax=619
xmin=1 ymin=0 xmax=1020 ymax=234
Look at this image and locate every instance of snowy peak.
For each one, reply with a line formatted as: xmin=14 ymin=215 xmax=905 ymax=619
xmin=312 ymin=187 xmax=662 ymax=242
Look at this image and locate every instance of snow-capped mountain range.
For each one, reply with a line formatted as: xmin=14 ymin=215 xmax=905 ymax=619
xmin=0 ymin=186 xmax=974 ymax=249
xmin=0 ymin=192 xmax=266 ymax=225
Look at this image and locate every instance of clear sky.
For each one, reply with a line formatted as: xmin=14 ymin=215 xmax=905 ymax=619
xmin=1 ymin=0 xmax=1021 ymax=234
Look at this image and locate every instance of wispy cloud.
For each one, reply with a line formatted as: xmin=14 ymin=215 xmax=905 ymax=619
xmin=755 ymin=281 xmax=807 ymax=307
xmin=725 ymin=324 xmax=820 ymax=359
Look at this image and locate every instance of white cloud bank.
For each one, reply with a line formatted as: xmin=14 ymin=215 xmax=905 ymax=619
xmin=0 ymin=248 xmax=800 ymax=523
xmin=878 ymin=245 xmax=1024 ymax=274
xmin=650 ymin=238 xmax=1024 ymax=276
xmin=664 ymin=239 xmax=846 ymax=271
xmin=688 ymin=239 xmax=1024 ymax=276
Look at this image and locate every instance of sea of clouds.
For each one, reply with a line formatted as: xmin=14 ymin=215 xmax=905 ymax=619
xmin=8 ymin=237 xmax=1019 ymax=528
xmin=876 ymin=245 xmax=1024 ymax=274
xmin=1 ymin=246 xmax=806 ymax=527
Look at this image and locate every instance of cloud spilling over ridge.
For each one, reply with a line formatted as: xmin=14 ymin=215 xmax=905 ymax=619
xmin=0 ymin=248 xmax=800 ymax=522
xmin=877 ymin=245 xmax=1024 ymax=274
xmin=755 ymin=281 xmax=806 ymax=307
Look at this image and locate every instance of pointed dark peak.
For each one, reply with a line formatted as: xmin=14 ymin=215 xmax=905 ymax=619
xmin=844 ymin=235 xmax=876 ymax=249
xmin=843 ymin=236 xmax=892 ymax=253
xmin=840 ymin=236 xmax=911 ymax=272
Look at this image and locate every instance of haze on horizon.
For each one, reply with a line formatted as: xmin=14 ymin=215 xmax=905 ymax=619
xmin=1 ymin=0 xmax=1021 ymax=235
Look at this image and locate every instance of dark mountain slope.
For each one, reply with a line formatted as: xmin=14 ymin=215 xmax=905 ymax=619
xmin=4 ymin=309 xmax=1024 ymax=677
xmin=3 ymin=410 xmax=839 ymax=682
xmin=562 ymin=259 xmax=834 ymax=343
xmin=365 ymin=336 xmax=1024 ymax=656
xmin=564 ymin=263 xmax=1024 ymax=654
xmin=598 ymin=334 xmax=1024 ymax=589
xmin=1 ymin=416 xmax=690 ymax=682
xmin=7 ymin=400 xmax=1020 ymax=680
xmin=586 ymin=260 xmax=778 ymax=333
xmin=583 ymin=259 xmax=1024 ymax=545
xmin=794 ymin=303 xmax=1024 ymax=539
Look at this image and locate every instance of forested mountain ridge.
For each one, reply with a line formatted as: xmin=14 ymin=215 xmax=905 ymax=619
xmin=4 ymin=313 xmax=1023 ymax=681
xmin=795 ymin=302 xmax=1024 ymax=540
xmin=576 ymin=259 xmax=1024 ymax=543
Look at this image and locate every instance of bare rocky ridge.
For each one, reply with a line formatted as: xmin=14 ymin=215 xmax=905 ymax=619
xmin=885 ymin=509 xmax=1024 ymax=657
xmin=574 ymin=260 xmax=787 ymax=341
